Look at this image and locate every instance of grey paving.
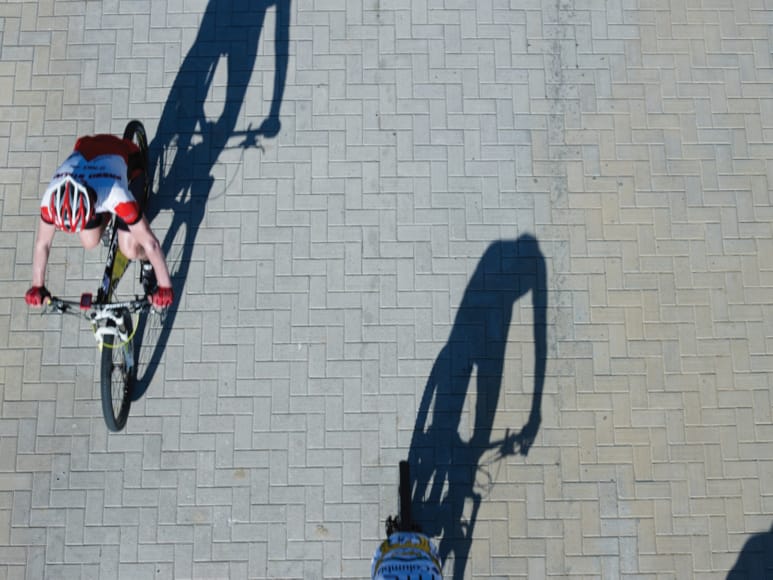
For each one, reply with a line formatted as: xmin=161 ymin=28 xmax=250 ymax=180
xmin=1 ymin=0 xmax=773 ymax=578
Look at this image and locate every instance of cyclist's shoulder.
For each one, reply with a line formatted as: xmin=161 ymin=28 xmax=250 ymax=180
xmin=74 ymin=134 xmax=139 ymax=162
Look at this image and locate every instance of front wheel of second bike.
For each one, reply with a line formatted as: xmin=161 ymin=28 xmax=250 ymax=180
xmin=100 ymin=315 xmax=134 ymax=432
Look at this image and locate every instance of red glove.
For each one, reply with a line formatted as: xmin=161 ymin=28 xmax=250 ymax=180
xmin=25 ymin=286 xmax=51 ymax=307
xmin=151 ymin=286 xmax=174 ymax=308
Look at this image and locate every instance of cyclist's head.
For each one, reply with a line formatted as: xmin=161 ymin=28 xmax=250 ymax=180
xmin=49 ymin=176 xmax=96 ymax=233
xmin=371 ymin=532 xmax=443 ymax=580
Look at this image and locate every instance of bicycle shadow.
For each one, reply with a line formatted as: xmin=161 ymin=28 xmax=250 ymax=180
xmin=133 ymin=0 xmax=291 ymax=398
xmin=407 ymin=234 xmax=548 ymax=579
xmin=727 ymin=523 xmax=773 ymax=579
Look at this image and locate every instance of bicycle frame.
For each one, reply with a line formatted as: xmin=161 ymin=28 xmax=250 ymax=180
xmin=97 ymin=216 xmax=131 ymax=304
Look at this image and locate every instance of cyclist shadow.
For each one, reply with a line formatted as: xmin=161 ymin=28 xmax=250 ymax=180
xmin=407 ymin=234 xmax=548 ymax=579
xmin=727 ymin=523 xmax=773 ymax=579
xmin=132 ymin=0 xmax=291 ymax=398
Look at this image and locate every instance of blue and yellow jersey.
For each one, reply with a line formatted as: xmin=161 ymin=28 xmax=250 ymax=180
xmin=371 ymin=531 xmax=442 ymax=579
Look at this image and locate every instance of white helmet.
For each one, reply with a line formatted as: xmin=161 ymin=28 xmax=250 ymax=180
xmin=48 ymin=175 xmax=96 ymax=232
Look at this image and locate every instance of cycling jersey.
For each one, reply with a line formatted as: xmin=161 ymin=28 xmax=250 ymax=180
xmin=41 ymin=135 xmax=142 ymax=228
xmin=371 ymin=532 xmax=442 ymax=580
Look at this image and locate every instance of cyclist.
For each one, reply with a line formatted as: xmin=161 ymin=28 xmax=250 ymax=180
xmin=371 ymin=530 xmax=442 ymax=579
xmin=25 ymin=133 xmax=174 ymax=308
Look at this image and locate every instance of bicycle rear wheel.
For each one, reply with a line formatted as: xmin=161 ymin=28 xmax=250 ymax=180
xmin=100 ymin=315 xmax=133 ymax=432
xmin=123 ymin=120 xmax=150 ymax=207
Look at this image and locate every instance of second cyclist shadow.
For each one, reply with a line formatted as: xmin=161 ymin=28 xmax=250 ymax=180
xmin=407 ymin=233 xmax=548 ymax=579
xmin=132 ymin=0 xmax=290 ymax=399
xmin=727 ymin=523 xmax=773 ymax=579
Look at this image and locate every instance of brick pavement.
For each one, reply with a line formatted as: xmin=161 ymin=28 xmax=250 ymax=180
xmin=1 ymin=0 xmax=772 ymax=578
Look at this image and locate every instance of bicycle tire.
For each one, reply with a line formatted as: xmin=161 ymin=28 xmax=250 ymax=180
xmin=100 ymin=315 xmax=133 ymax=432
xmin=398 ymin=460 xmax=412 ymax=531
xmin=122 ymin=119 xmax=160 ymax=396
xmin=122 ymin=120 xmax=150 ymax=209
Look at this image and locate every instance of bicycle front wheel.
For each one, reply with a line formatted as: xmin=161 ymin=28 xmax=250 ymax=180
xmin=100 ymin=315 xmax=134 ymax=432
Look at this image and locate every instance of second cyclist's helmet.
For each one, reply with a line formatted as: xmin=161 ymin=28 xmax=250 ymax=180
xmin=371 ymin=532 xmax=443 ymax=580
xmin=49 ymin=176 xmax=96 ymax=233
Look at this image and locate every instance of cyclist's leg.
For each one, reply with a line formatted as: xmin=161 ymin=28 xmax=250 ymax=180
xmin=78 ymin=214 xmax=109 ymax=249
xmin=117 ymin=220 xmax=145 ymax=260
xmin=117 ymin=168 xmax=150 ymax=260
xmin=117 ymin=217 xmax=158 ymax=293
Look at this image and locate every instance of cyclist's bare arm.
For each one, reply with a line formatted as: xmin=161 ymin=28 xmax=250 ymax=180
xmin=269 ymin=1 xmax=290 ymax=121
xmin=126 ymin=216 xmax=172 ymax=288
xmin=31 ymin=219 xmax=56 ymax=288
xmin=517 ymin=264 xmax=548 ymax=454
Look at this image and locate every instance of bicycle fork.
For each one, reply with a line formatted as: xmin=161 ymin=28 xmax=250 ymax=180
xmin=89 ymin=311 xmax=135 ymax=369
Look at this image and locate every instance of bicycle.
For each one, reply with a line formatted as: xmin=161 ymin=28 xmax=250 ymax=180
xmin=372 ymin=461 xmax=443 ymax=580
xmin=41 ymin=120 xmax=160 ymax=432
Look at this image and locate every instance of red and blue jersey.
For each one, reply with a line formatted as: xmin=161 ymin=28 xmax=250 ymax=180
xmin=41 ymin=135 xmax=141 ymax=227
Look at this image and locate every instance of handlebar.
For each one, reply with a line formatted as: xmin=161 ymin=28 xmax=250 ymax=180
xmin=42 ymin=293 xmax=152 ymax=318
xmin=41 ymin=293 xmax=154 ymax=349
xmin=488 ymin=428 xmax=533 ymax=459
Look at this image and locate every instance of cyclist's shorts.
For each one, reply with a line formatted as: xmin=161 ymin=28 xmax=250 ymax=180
xmin=82 ymin=213 xmax=134 ymax=232
xmin=83 ymin=213 xmax=108 ymax=231
xmin=114 ymin=216 xmax=131 ymax=232
xmin=371 ymin=532 xmax=442 ymax=580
